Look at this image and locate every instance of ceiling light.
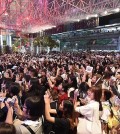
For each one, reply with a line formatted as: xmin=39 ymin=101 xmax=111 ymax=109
xmin=115 ymin=8 xmax=120 ymax=12
xmin=95 ymin=14 xmax=98 ymax=17
xmin=4 ymin=12 xmax=8 ymax=16
xmin=104 ymin=11 xmax=108 ymax=15
xmin=86 ymin=16 xmax=89 ymax=20
xmin=26 ymin=17 xmax=29 ymax=20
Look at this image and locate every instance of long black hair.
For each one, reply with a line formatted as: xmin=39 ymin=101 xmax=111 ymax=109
xmin=63 ymin=100 xmax=76 ymax=130
xmin=69 ymin=74 xmax=77 ymax=89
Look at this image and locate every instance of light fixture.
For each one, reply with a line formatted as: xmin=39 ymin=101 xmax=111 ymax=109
xmin=4 ymin=12 xmax=8 ymax=16
xmin=95 ymin=14 xmax=98 ymax=17
xmin=16 ymin=23 xmax=20 ymax=26
xmin=86 ymin=16 xmax=89 ymax=20
xmin=78 ymin=19 xmax=80 ymax=22
xmin=26 ymin=17 xmax=29 ymax=20
xmin=104 ymin=11 xmax=108 ymax=15
xmin=115 ymin=8 xmax=120 ymax=12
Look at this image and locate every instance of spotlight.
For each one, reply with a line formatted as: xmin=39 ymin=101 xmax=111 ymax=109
xmin=95 ymin=14 xmax=98 ymax=17
xmin=104 ymin=11 xmax=108 ymax=15
xmin=86 ymin=16 xmax=89 ymax=20
xmin=115 ymin=8 xmax=120 ymax=12
xmin=26 ymin=17 xmax=29 ymax=20
xmin=4 ymin=12 xmax=8 ymax=16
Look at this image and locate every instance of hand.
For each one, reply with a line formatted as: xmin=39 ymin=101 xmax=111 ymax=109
xmin=16 ymin=74 xmax=20 ymax=82
xmin=12 ymin=96 xmax=19 ymax=108
xmin=44 ymin=92 xmax=50 ymax=104
xmin=74 ymin=101 xmax=80 ymax=109
xmin=79 ymin=98 xmax=87 ymax=105
xmin=46 ymin=72 xmax=50 ymax=78
xmin=24 ymin=67 xmax=28 ymax=74
xmin=5 ymin=101 xmax=13 ymax=113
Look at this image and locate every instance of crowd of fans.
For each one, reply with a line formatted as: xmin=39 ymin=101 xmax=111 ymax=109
xmin=0 ymin=51 xmax=119 ymax=134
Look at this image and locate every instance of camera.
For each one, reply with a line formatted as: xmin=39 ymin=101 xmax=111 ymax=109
xmin=0 ymin=97 xmax=16 ymax=106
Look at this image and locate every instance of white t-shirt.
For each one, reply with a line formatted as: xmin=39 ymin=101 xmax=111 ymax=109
xmin=101 ymin=101 xmax=111 ymax=122
xmin=75 ymin=100 xmax=102 ymax=134
xmin=14 ymin=118 xmax=43 ymax=134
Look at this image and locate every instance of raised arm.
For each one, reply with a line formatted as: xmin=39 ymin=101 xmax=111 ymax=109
xmin=5 ymin=101 xmax=13 ymax=124
xmin=44 ymin=93 xmax=55 ymax=123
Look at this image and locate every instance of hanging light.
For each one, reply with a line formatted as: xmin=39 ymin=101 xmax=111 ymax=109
xmin=94 ymin=14 xmax=98 ymax=17
xmin=114 ymin=8 xmax=120 ymax=12
xmin=104 ymin=11 xmax=108 ymax=15
xmin=4 ymin=12 xmax=8 ymax=16
xmin=86 ymin=16 xmax=89 ymax=20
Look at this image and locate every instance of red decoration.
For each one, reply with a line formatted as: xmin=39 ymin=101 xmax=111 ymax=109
xmin=0 ymin=0 xmax=119 ymax=32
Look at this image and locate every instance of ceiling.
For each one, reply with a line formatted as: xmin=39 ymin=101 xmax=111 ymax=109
xmin=0 ymin=0 xmax=120 ymax=33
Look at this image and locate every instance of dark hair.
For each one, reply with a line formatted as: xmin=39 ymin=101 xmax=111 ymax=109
xmin=69 ymin=74 xmax=77 ymax=89
xmin=63 ymin=100 xmax=74 ymax=118
xmin=7 ymin=71 xmax=11 ymax=78
xmin=55 ymin=76 xmax=63 ymax=87
xmin=30 ymin=69 xmax=38 ymax=77
xmin=103 ymin=89 xmax=112 ymax=101
xmin=90 ymin=86 xmax=103 ymax=111
xmin=63 ymin=100 xmax=76 ymax=130
xmin=105 ymin=66 xmax=112 ymax=72
xmin=25 ymin=96 xmax=43 ymax=120
xmin=30 ymin=78 xmax=39 ymax=85
xmin=0 ymin=123 xmax=16 ymax=134
xmin=41 ymin=76 xmax=47 ymax=85
xmin=41 ymin=69 xmax=47 ymax=74
xmin=29 ymin=78 xmax=40 ymax=92
xmin=79 ymin=82 xmax=89 ymax=93
xmin=62 ymin=82 xmax=69 ymax=93
xmin=50 ymin=90 xmax=58 ymax=100
xmin=9 ymin=82 xmax=20 ymax=96
xmin=103 ymin=72 xmax=112 ymax=79
xmin=24 ymin=75 xmax=31 ymax=83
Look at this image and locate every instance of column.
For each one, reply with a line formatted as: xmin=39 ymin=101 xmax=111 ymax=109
xmin=8 ymin=35 xmax=12 ymax=47
xmin=30 ymin=37 xmax=34 ymax=53
xmin=0 ymin=35 xmax=3 ymax=47
xmin=6 ymin=30 xmax=12 ymax=47
xmin=36 ymin=46 xmax=39 ymax=54
xmin=118 ymin=36 xmax=120 ymax=51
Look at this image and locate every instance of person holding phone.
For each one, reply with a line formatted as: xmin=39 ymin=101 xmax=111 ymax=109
xmin=5 ymin=96 xmax=44 ymax=134
xmin=44 ymin=91 xmax=77 ymax=134
xmin=74 ymin=86 xmax=102 ymax=134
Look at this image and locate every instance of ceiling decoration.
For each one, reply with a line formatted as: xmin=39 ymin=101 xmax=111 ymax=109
xmin=0 ymin=0 xmax=120 ymax=33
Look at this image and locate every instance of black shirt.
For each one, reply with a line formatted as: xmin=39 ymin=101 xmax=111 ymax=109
xmin=54 ymin=118 xmax=70 ymax=134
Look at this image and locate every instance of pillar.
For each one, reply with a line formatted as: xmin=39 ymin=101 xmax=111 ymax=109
xmin=0 ymin=35 xmax=3 ymax=47
xmin=6 ymin=30 xmax=12 ymax=47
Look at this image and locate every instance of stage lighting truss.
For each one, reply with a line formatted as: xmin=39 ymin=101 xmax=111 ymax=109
xmin=0 ymin=0 xmax=119 ymax=32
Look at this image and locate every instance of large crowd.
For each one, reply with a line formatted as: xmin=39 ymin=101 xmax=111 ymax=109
xmin=0 ymin=51 xmax=120 ymax=134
